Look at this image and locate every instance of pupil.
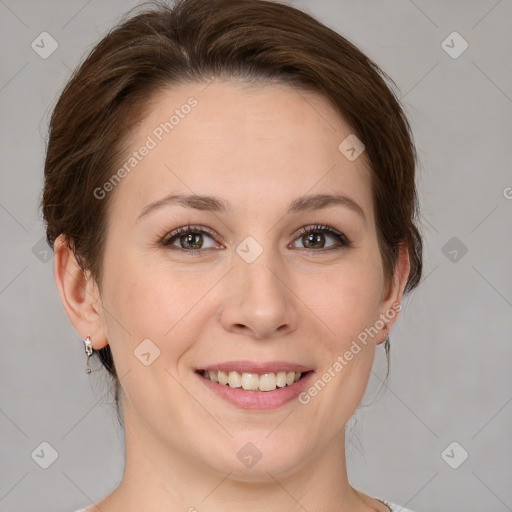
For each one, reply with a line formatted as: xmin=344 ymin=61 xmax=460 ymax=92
xmin=304 ymin=232 xmax=324 ymax=248
xmin=182 ymin=233 xmax=202 ymax=249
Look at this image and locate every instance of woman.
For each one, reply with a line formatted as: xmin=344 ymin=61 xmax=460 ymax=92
xmin=42 ymin=0 xmax=423 ymax=510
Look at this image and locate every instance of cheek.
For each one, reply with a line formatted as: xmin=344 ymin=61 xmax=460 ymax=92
xmin=99 ymin=253 xmax=219 ymax=364
xmin=301 ymin=254 xmax=384 ymax=346
xmin=299 ymin=262 xmax=383 ymax=422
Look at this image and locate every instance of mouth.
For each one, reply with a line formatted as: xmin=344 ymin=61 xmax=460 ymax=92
xmin=194 ymin=362 xmax=315 ymax=410
xmin=196 ymin=369 xmax=313 ymax=392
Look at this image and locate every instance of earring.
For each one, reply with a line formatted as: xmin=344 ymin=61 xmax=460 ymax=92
xmin=381 ymin=323 xmax=390 ymax=349
xmin=83 ymin=336 xmax=101 ymax=374
xmin=383 ymin=334 xmax=391 ymax=377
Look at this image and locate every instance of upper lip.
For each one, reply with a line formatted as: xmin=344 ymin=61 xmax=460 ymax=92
xmin=197 ymin=361 xmax=314 ymax=374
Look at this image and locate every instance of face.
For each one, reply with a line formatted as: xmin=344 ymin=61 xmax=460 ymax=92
xmin=94 ymin=79 xmax=403 ymax=481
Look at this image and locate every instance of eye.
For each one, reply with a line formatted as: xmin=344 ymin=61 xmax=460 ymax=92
xmin=160 ymin=223 xmax=351 ymax=254
xmin=290 ymin=224 xmax=350 ymax=251
xmin=161 ymin=225 xmax=221 ymax=252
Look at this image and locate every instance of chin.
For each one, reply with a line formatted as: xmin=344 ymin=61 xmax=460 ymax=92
xmin=199 ymin=436 xmax=314 ymax=482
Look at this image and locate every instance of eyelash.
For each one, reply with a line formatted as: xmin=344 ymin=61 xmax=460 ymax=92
xmin=159 ymin=223 xmax=351 ymax=255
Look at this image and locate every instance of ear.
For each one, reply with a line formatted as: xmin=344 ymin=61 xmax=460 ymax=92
xmin=375 ymin=241 xmax=411 ymax=345
xmin=53 ymin=234 xmax=109 ymax=350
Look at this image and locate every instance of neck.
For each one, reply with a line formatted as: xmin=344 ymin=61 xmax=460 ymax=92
xmin=98 ymin=402 xmax=380 ymax=512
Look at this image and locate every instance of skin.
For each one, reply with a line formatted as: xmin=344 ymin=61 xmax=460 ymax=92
xmin=54 ymin=79 xmax=410 ymax=512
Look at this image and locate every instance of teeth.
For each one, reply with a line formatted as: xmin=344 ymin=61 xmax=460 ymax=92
xmin=202 ymin=370 xmax=304 ymax=392
xmin=218 ymin=370 xmax=229 ymax=385
xmin=259 ymin=373 xmax=276 ymax=391
xmin=228 ymin=371 xmax=242 ymax=388
xmin=276 ymin=371 xmax=287 ymax=387
xmin=241 ymin=372 xmax=259 ymax=391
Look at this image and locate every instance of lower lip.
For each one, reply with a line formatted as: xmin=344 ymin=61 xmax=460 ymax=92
xmin=196 ymin=371 xmax=315 ymax=410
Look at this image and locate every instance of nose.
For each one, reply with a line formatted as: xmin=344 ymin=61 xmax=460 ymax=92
xmin=220 ymin=248 xmax=299 ymax=340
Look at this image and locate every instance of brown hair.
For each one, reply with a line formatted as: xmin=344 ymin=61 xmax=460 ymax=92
xmin=41 ymin=0 xmax=422 ymax=419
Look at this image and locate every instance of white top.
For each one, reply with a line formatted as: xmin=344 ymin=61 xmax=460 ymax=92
xmin=72 ymin=498 xmax=415 ymax=512
xmin=378 ymin=498 xmax=416 ymax=511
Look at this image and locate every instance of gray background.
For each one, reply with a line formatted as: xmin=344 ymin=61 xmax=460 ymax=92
xmin=1 ymin=1 xmax=511 ymax=511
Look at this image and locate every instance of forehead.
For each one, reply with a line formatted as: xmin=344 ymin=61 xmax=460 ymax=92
xmin=110 ymin=79 xmax=373 ymax=218
xmin=142 ymin=78 xmax=355 ymax=146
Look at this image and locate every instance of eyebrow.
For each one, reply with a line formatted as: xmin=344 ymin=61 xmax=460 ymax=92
xmin=136 ymin=192 xmax=366 ymax=224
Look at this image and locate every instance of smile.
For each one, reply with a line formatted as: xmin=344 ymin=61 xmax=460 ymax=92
xmin=195 ymin=361 xmax=315 ymax=409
